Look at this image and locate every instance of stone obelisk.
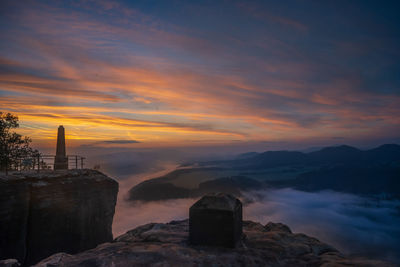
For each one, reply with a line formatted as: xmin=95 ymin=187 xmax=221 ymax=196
xmin=54 ymin=125 xmax=68 ymax=170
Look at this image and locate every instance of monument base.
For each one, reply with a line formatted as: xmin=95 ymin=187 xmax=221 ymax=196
xmin=54 ymin=156 xmax=68 ymax=170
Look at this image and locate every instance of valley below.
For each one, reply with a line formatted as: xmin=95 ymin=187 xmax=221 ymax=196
xmin=108 ymin=144 xmax=400 ymax=264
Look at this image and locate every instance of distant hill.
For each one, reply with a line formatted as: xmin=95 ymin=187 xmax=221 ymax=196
xmin=235 ymin=152 xmax=259 ymax=160
xmin=128 ymin=144 xmax=400 ymax=201
xmin=128 ymin=176 xmax=262 ymax=201
xmin=235 ymin=144 xmax=400 ymax=168
xmin=307 ymin=145 xmax=362 ymax=163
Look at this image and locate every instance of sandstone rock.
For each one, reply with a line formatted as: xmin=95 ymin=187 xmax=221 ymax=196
xmin=0 ymin=170 xmax=118 ymax=266
xmin=0 ymin=259 xmax=21 ymax=267
xmin=265 ymin=222 xmax=292 ymax=233
xmin=189 ymin=193 xmax=242 ymax=248
xmin=0 ymin=179 xmax=29 ymax=262
xmin=34 ymin=219 xmax=395 ymax=267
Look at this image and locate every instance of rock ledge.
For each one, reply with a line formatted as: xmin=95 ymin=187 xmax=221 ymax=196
xmin=0 ymin=169 xmax=118 ymax=266
xmin=35 ymin=219 xmax=394 ymax=267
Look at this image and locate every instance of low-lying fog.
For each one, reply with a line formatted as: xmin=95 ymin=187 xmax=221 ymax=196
xmin=79 ymin=147 xmax=400 ymax=263
xmin=112 ymin=170 xmax=400 ymax=263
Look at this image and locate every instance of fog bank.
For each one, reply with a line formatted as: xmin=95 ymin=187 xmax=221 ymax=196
xmin=113 ymin=180 xmax=400 ymax=263
xmin=88 ymin=148 xmax=399 ymax=263
xmin=243 ymin=189 xmax=400 ymax=262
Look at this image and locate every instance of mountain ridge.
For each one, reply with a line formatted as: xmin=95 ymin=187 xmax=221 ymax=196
xmin=128 ymin=143 xmax=400 ymax=201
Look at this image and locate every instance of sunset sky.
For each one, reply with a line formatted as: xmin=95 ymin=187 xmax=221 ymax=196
xmin=1 ymin=0 xmax=399 ymax=149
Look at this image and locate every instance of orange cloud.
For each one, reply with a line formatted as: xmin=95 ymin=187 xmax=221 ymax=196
xmin=1 ymin=1 xmax=399 ymax=147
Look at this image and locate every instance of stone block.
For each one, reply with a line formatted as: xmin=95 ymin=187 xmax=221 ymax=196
xmin=189 ymin=193 xmax=242 ymax=248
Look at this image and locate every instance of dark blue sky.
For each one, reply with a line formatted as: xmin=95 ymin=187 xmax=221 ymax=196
xmin=0 ymin=0 xmax=399 ymax=147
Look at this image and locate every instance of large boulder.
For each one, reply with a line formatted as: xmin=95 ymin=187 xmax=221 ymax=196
xmin=0 ymin=169 xmax=118 ymax=266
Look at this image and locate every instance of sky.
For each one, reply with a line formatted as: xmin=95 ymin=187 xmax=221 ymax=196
xmin=1 ymin=0 xmax=400 ymax=149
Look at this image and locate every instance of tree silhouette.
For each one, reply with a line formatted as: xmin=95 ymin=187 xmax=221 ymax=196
xmin=0 ymin=112 xmax=40 ymax=173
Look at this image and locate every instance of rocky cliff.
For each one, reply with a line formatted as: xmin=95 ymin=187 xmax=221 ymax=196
xmin=34 ymin=219 xmax=393 ymax=267
xmin=0 ymin=170 xmax=118 ymax=266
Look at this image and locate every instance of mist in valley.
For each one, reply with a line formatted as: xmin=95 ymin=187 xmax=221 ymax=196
xmin=78 ymin=147 xmax=400 ymax=263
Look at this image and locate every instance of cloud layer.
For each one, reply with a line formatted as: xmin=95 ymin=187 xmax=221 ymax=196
xmin=113 ymin=186 xmax=400 ymax=263
xmin=89 ymin=145 xmax=400 ymax=263
xmin=1 ymin=0 xmax=399 ymax=146
xmin=244 ymin=189 xmax=400 ymax=262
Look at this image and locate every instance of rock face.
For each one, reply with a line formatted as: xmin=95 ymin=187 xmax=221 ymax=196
xmin=189 ymin=193 xmax=242 ymax=247
xmin=0 ymin=259 xmax=21 ymax=267
xmin=34 ymin=219 xmax=394 ymax=267
xmin=0 ymin=177 xmax=30 ymax=262
xmin=0 ymin=169 xmax=118 ymax=266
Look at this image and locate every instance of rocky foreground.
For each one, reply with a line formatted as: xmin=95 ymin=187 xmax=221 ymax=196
xmin=0 ymin=169 xmax=118 ymax=266
xmin=34 ymin=219 xmax=393 ymax=267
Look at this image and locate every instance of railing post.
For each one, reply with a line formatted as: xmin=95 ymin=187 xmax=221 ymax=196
xmin=37 ymin=154 xmax=40 ymax=173
xmin=5 ymin=145 xmax=8 ymax=175
xmin=3 ymin=154 xmax=86 ymax=173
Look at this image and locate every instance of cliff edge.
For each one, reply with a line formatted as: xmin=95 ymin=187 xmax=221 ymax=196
xmin=34 ymin=219 xmax=393 ymax=267
xmin=0 ymin=169 xmax=119 ymax=266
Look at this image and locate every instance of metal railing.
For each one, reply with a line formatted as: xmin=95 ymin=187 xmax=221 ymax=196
xmin=3 ymin=154 xmax=86 ymax=174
